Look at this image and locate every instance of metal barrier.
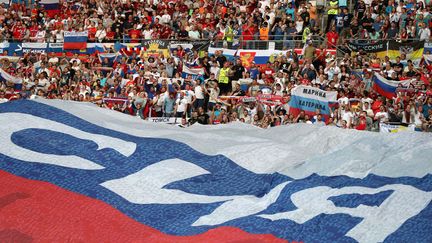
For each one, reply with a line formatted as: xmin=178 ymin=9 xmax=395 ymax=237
xmin=210 ymin=37 xmax=325 ymax=51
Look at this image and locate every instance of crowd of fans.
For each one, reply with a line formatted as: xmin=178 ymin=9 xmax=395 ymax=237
xmin=0 ymin=0 xmax=432 ymax=132
xmin=1 ymin=0 xmax=430 ymax=45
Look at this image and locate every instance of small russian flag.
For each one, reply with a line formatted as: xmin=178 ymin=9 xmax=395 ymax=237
xmin=372 ymin=73 xmax=412 ymax=99
xmin=39 ymin=0 xmax=60 ymax=18
xmin=64 ymin=31 xmax=88 ymax=50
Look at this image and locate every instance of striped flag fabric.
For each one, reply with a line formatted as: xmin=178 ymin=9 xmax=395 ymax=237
xmin=64 ymin=31 xmax=88 ymax=50
xmin=181 ymin=63 xmax=205 ymax=79
xmin=0 ymin=68 xmax=22 ymax=84
xmin=372 ymin=73 xmax=412 ymax=99
xmin=98 ymin=52 xmax=120 ymax=64
xmin=0 ymin=100 xmax=431 ymax=242
xmin=0 ymin=68 xmax=22 ymax=91
xmin=288 ymin=85 xmax=338 ymax=120
xmin=39 ymin=0 xmax=60 ymax=18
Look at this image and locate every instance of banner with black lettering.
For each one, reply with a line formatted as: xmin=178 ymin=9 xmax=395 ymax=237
xmin=348 ymin=40 xmax=387 ymax=53
xmin=348 ymin=40 xmax=424 ymax=66
xmin=288 ymin=85 xmax=338 ymax=119
xmin=149 ymin=117 xmax=180 ymax=124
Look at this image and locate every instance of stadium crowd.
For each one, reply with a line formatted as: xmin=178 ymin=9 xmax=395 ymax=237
xmin=0 ymin=0 xmax=432 ymax=132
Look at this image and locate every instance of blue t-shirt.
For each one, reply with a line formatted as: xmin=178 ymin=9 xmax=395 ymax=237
xmin=164 ymin=97 xmax=175 ymax=113
xmin=373 ymin=22 xmax=383 ymax=32
xmin=249 ymin=68 xmax=260 ymax=80
xmin=285 ymin=8 xmax=295 ymax=19
xmin=423 ymin=104 xmax=432 ymax=119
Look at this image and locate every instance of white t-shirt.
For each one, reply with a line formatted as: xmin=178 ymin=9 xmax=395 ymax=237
xmin=375 ymin=111 xmax=389 ymax=122
xmin=194 ymin=85 xmax=204 ymax=99
xmin=143 ymin=29 xmax=153 ymax=40
xmin=361 ymin=97 xmax=373 ymax=109
xmin=38 ymin=78 xmax=50 ymax=90
xmin=419 ymin=28 xmax=431 ymax=41
xmin=160 ymin=14 xmax=171 ymax=24
xmin=208 ymin=88 xmax=219 ymax=103
xmin=176 ymin=97 xmax=188 ymax=113
xmin=342 ymin=111 xmax=354 ymax=124
xmin=188 ymin=30 xmax=201 ymax=40
xmin=338 ymin=96 xmax=349 ymax=106
xmin=184 ymin=90 xmax=195 ymax=103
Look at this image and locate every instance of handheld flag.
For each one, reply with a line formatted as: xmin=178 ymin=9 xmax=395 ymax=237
xmin=39 ymin=0 xmax=60 ymax=18
xmin=372 ymin=73 xmax=412 ymax=99
xmin=64 ymin=31 xmax=88 ymax=50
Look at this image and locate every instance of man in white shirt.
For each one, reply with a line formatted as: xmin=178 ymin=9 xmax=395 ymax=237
xmin=142 ymin=25 xmax=153 ymax=39
xmin=418 ymin=22 xmax=431 ymax=41
xmin=188 ymin=25 xmax=201 ymax=40
xmin=324 ymin=61 xmax=341 ymax=80
xmin=95 ymin=26 xmax=106 ymax=42
xmin=374 ymin=105 xmax=389 ymax=123
xmin=175 ymin=92 xmax=188 ymax=117
xmin=209 ymin=63 xmax=220 ymax=79
xmin=194 ymin=81 xmax=205 ymax=109
xmin=341 ymin=105 xmax=354 ymax=128
xmin=160 ymin=10 xmax=171 ymax=24
xmin=37 ymin=62 xmax=50 ymax=76
xmin=338 ymin=92 xmax=349 ymax=106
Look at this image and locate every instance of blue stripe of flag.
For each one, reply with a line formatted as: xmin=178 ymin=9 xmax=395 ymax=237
xmin=42 ymin=3 xmax=59 ymax=10
xmin=372 ymin=74 xmax=397 ymax=94
xmin=64 ymin=36 xmax=88 ymax=43
xmin=289 ymin=95 xmax=331 ymax=115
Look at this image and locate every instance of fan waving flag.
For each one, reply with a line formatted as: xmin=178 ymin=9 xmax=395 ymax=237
xmin=0 ymin=68 xmax=23 ymax=91
xmin=0 ymin=100 xmax=432 ymax=242
xmin=64 ymin=31 xmax=88 ymax=50
xmin=0 ymin=68 xmax=22 ymax=84
xmin=98 ymin=52 xmax=120 ymax=64
xmin=288 ymin=85 xmax=338 ymax=119
xmin=181 ymin=63 xmax=205 ymax=79
xmin=372 ymin=73 xmax=412 ymax=99
xmin=39 ymin=0 xmax=60 ymax=18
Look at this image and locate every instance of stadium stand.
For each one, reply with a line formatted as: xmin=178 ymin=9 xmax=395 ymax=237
xmin=0 ymin=0 xmax=431 ymax=131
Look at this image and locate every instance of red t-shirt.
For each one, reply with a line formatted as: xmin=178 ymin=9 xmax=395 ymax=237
xmin=371 ymin=100 xmax=382 ymax=115
xmin=106 ymin=31 xmax=115 ymax=39
xmin=129 ymin=29 xmax=141 ymax=40
xmin=29 ymin=26 xmax=38 ymax=37
xmin=88 ymin=27 xmax=97 ymax=39
xmin=159 ymin=25 xmax=172 ymax=39
xmin=242 ymin=25 xmax=255 ymax=41
xmin=356 ymin=118 xmax=367 ymax=130
xmin=54 ymin=20 xmax=63 ymax=30
xmin=13 ymin=26 xmax=26 ymax=40
xmin=262 ymin=67 xmax=275 ymax=76
xmin=326 ymin=31 xmax=339 ymax=47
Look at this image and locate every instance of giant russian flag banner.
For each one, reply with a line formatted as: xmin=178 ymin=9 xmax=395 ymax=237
xmin=288 ymin=85 xmax=337 ymax=118
xmin=0 ymin=99 xmax=431 ymax=242
xmin=372 ymin=73 xmax=412 ymax=99
xmin=64 ymin=31 xmax=88 ymax=50
xmin=39 ymin=0 xmax=60 ymax=18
